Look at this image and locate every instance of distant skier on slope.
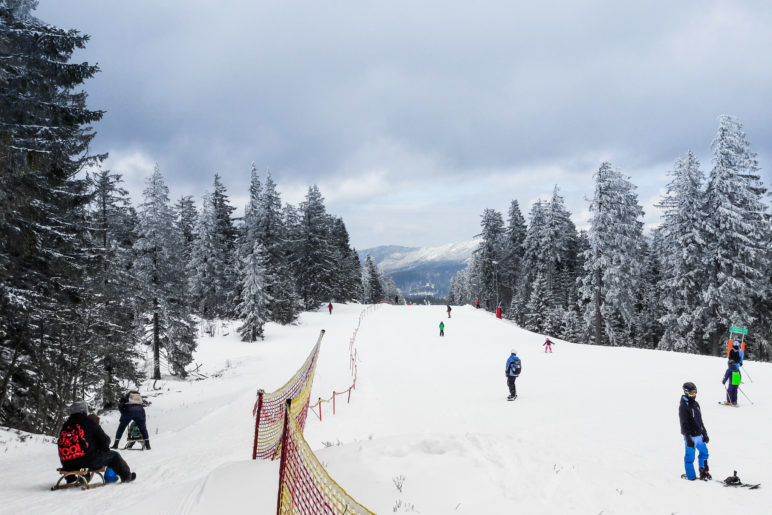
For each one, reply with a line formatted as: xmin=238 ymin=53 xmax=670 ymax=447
xmin=543 ymin=337 xmax=553 ymax=353
xmin=439 ymin=321 xmax=445 ymax=337
xmin=447 ymin=305 xmax=452 ymax=318
xmin=505 ymin=350 xmax=522 ymax=401
xmin=476 ymin=299 xmax=480 ymax=309
xmin=722 ymin=360 xmax=741 ymax=405
xmin=679 ymin=382 xmax=711 ymax=481
xmin=328 ymin=302 xmax=333 ymax=314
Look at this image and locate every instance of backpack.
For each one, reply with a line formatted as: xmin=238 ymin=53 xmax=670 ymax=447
xmin=58 ymin=422 xmax=89 ymax=463
xmin=510 ymin=359 xmax=522 ymax=376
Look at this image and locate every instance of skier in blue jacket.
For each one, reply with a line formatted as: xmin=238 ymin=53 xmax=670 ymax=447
xmin=722 ymin=360 xmax=741 ymax=405
xmin=679 ymin=382 xmax=710 ymax=480
xmin=505 ymin=350 xmax=521 ymax=401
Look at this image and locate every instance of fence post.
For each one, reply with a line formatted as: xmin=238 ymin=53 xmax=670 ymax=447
xmin=275 ymin=398 xmax=292 ymax=515
xmin=252 ymin=389 xmax=264 ymax=460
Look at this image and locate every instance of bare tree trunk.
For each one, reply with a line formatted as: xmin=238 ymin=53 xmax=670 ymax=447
xmin=153 ymin=298 xmax=161 ymax=380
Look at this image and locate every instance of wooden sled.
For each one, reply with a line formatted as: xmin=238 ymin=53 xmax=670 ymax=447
xmin=123 ymin=438 xmax=147 ymax=450
xmin=51 ymin=466 xmax=107 ymax=491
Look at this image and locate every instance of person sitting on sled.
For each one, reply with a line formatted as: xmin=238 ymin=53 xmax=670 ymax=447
xmin=58 ymin=401 xmax=135 ymax=483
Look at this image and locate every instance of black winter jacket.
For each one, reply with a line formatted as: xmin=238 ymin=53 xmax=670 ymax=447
xmin=57 ymin=413 xmax=111 ymax=470
xmin=679 ymin=395 xmax=708 ymax=439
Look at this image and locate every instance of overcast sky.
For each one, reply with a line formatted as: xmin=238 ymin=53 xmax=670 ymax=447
xmin=35 ymin=0 xmax=772 ymax=250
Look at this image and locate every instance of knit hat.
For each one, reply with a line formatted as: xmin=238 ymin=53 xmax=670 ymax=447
xmin=68 ymin=401 xmax=89 ymax=416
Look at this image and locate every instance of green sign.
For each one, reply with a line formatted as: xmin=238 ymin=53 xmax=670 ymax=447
xmin=729 ymin=326 xmax=748 ymax=335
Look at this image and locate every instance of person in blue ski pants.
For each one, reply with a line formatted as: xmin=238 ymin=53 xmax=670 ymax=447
xmin=679 ymin=382 xmax=710 ymax=480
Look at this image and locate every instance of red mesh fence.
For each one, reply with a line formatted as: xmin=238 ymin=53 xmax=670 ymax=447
xmin=309 ymin=304 xmax=379 ymax=421
xmin=277 ymin=402 xmax=374 ymax=515
xmin=252 ymin=330 xmax=324 ymax=460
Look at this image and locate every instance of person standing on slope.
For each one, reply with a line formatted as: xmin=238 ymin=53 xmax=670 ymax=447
xmin=679 ymin=382 xmax=711 ymax=480
xmin=543 ymin=337 xmax=553 ymax=353
xmin=328 ymin=302 xmax=333 ymax=314
xmin=728 ymin=341 xmax=743 ymax=366
xmin=505 ymin=350 xmax=522 ymax=400
xmin=447 ymin=305 xmax=452 ymax=318
xmin=113 ymin=390 xmax=150 ymax=450
xmin=439 ymin=321 xmax=445 ymax=337
xmin=722 ymin=360 xmax=741 ymax=405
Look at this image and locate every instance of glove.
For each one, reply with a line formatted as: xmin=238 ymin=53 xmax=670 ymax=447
xmin=685 ymin=436 xmax=694 ymax=448
xmin=703 ymin=434 xmax=709 ymax=444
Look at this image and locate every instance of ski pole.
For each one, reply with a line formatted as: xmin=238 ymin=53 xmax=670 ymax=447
xmin=738 ymin=386 xmax=754 ymax=405
xmin=741 ymin=366 xmax=753 ymax=383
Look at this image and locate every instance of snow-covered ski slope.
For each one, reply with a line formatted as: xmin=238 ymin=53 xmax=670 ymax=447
xmin=2 ymin=303 xmax=771 ymax=514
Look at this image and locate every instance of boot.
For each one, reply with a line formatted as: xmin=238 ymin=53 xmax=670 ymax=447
xmin=144 ymin=440 xmax=151 ymax=450
xmin=699 ymin=461 xmax=712 ymax=480
xmin=111 ymin=440 xmax=119 ymax=450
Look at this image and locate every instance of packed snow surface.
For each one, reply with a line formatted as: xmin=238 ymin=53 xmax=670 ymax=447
xmin=2 ymin=304 xmax=771 ymax=514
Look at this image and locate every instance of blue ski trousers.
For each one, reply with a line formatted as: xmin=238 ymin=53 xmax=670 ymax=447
xmin=683 ymin=434 xmax=709 ymax=480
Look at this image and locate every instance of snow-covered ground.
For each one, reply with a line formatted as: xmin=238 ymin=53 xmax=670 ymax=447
xmin=1 ymin=303 xmax=770 ymax=514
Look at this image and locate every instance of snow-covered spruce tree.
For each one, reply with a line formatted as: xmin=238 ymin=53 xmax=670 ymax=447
xmin=0 ymin=1 xmax=104 ymax=432
xmin=256 ymin=171 xmax=300 ymax=324
xmin=189 ymin=175 xmax=237 ymax=318
xmin=544 ymin=186 xmax=580 ymax=308
xmin=578 ymin=162 xmax=646 ymax=346
xmin=237 ymin=241 xmax=271 ymax=342
xmin=87 ymin=170 xmax=142 ymax=408
xmin=500 ymin=200 xmax=527 ymax=310
xmin=473 ymin=208 xmax=506 ymax=310
xmin=701 ymin=115 xmax=770 ymax=355
xmin=134 ymin=166 xmax=196 ymax=379
xmin=330 ymin=217 xmax=363 ymax=302
xmin=174 ymin=195 xmax=198 ymax=271
xmin=656 ymin=151 xmax=707 ymax=353
xmin=634 ymin=238 xmax=663 ymax=349
xmin=521 ymin=200 xmax=548 ymax=302
xmin=524 ymin=272 xmax=551 ymax=333
xmin=364 ymin=255 xmax=385 ymax=303
xmin=296 ymin=186 xmax=336 ymax=309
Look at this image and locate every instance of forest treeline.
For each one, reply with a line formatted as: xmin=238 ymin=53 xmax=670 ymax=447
xmin=0 ymin=3 xmax=398 ymax=433
xmin=450 ymin=117 xmax=770 ymax=360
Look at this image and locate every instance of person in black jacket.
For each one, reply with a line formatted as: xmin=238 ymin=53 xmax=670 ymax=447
xmin=57 ymin=401 xmax=135 ymax=482
xmin=112 ymin=390 xmax=150 ymax=450
xmin=678 ymin=382 xmax=711 ymax=481
xmin=728 ymin=341 xmax=743 ymax=366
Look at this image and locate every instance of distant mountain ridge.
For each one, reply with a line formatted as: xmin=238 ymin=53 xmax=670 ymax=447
xmin=358 ymin=240 xmax=478 ymax=299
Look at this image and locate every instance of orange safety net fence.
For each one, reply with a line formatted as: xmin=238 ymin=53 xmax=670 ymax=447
xmin=276 ymin=401 xmax=374 ymax=515
xmin=252 ymin=330 xmax=324 ymax=460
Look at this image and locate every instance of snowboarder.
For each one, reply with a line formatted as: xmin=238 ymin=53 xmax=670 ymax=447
xmin=112 ymin=390 xmax=150 ymax=450
xmin=728 ymin=341 xmax=743 ymax=366
xmin=505 ymin=350 xmax=522 ymax=400
xmin=543 ymin=337 xmax=553 ymax=353
xmin=679 ymin=382 xmax=711 ymax=480
xmin=722 ymin=360 xmax=741 ymax=405
xmin=328 ymin=302 xmax=333 ymax=314
xmin=447 ymin=305 xmax=452 ymax=318
xmin=439 ymin=321 xmax=445 ymax=337
xmin=58 ymin=401 xmax=135 ymax=483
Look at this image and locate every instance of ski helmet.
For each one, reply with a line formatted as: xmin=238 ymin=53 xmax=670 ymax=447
xmin=682 ymin=382 xmax=697 ymax=395
xmin=511 ymin=348 xmax=517 ymax=355
xmin=733 ymin=341 xmax=739 ymax=347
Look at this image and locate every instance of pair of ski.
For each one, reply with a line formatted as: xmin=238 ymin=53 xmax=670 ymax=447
xmin=718 ymin=401 xmax=739 ymax=407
